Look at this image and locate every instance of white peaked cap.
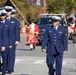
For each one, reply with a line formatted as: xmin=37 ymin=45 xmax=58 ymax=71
xmin=1 ymin=9 xmax=7 ymax=14
xmin=4 ymin=6 xmax=13 ymax=10
xmin=52 ymin=16 xmax=61 ymax=21
xmin=0 ymin=9 xmax=7 ymax=16
xmin=12 ymin=8 xmax=17 ymax=13
xmin=0 ymin=8 xmax=3 ymax=15
xmin=0 ymin=10 xmax=1 ymax=15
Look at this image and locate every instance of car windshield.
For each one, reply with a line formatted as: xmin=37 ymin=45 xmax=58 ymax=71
xmin=37 ymin=17 xmax=66 ymax=27
xmin=37 ymin=18 xmax=53 ymax=26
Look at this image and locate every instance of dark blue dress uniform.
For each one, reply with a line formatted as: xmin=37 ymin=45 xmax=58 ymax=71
xmin=6 ymin=16 xmax=20 ymax=72
xmin=0 ymin=9 xmax=12 ymax=75
xmin=0 ymin=20 xmax=6 ymax=74
xmin=42 ymin=19 xmax=68 ymax=75
xmin=0 ymin=20 xmax=12 ymax=75
xmin=4 ymin=6 xmax=20 ymax=73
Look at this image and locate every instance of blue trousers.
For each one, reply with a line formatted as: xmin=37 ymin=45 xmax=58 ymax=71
xmin=7 ymin=45 xmax=16 ymax=71
xmin=47 ymin=53 xmax=63 ymax=75
xmin=1 ymin=48 xmax=8 ymax=73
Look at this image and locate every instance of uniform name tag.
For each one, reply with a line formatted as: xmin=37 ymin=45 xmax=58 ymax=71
xmin=5 ymin=25 xmax=8 ymax=27
xmin=11 ymin=22 xmax=15 ymax=23
xmin=49 ymin=31 xmax=52 ymax=33
xmin=58 ymin=32 xmax=63 ymax=33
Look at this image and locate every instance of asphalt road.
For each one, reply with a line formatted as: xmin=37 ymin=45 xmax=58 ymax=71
xmin=16 ymin=34 xmax=76 ymax=58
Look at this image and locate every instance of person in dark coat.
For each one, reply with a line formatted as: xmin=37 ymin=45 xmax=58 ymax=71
xmin=41 ymin=16 xmax=68 ymax=75
xmin=4 ymin=6 xmax=20 ymax=74
xmin=0 ymin=8 xmax=12 ymax=75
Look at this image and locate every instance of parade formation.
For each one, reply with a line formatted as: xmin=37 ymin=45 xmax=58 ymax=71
xmin=0 ymin=6 xmax=20 ymax=75
xmin=0 ymin=0 xmax=76 ymax=75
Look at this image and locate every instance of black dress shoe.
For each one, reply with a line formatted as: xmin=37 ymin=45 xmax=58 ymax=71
xmin=30 ymin=48 xmax=33 ymax=51
xmin=11 ymin=69 xmax=14 ymax=72
xmin=33 ymin=46 xmax=35 ymax=50
xmin=0 ymin=62 xmax=2 ymax=72
xmin=51 ymin=69 xmax=55 ymax=75
xmin=7 ymin=70 xmax=12 ymax=74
